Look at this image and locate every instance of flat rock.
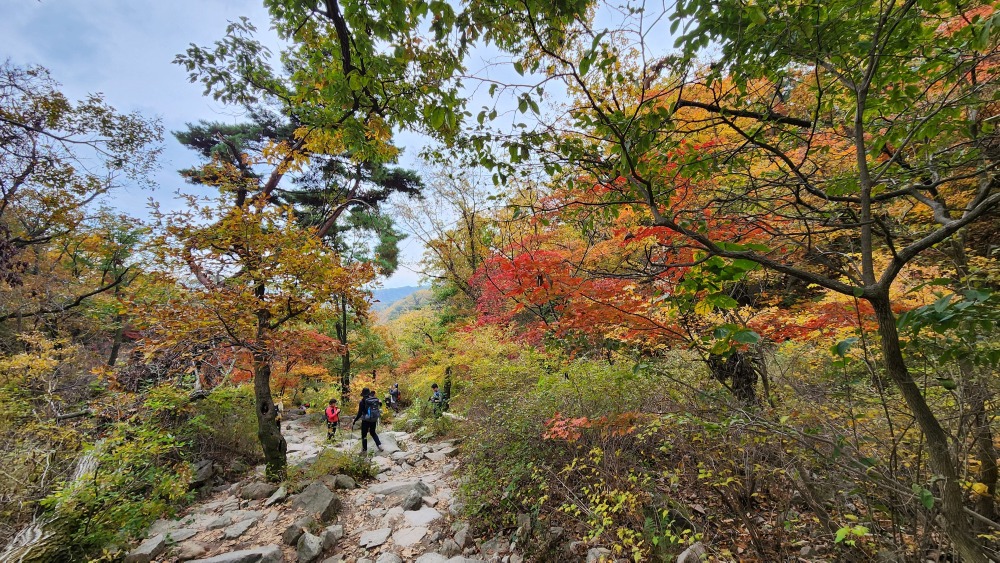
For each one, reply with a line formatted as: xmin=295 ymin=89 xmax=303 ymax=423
xmin=414 ymin=555 xmax=448 ymax=563
xmin=188 ymin=544 xmax=283 ymax=563
xmin=376 ymin=554 xmax=404 ymax=563
xmin=369 ymin=480 xmax=432 ymax=498
xmin=424 ymin=452 xmax=447 ymax=462
xmin=223 ymin=516 xmax=258 ymax=539
xmin=359 ymin=527 xmax=393 ymax=548
xmin=165 ymin=528 xmax=199 ymax=544
xmin=125 ymin=533 xmax=166 ymax=563
xmin=437 ymin=447 xmax=459 ymax=458
xmin=382 ymin=506 xmax=404 ymax=527
xmin=207 ymin=514 xmax=232 ymax=530
xmin=392 ymin=526 xmax=428 ymax=547
xmin=404 ymin=507 xmax=443 ymax=527
xmin=380 ymin=434 xmax=402 ymax=454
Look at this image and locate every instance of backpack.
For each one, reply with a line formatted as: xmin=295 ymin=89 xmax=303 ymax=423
xmin=361 ymin=396 xmax=381 ymax=422
xmin=326 ymin=405 xmax=340 ymax=423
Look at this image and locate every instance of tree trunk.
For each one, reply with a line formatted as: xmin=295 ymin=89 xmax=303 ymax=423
xmin=107 ymin=314 xmax=124 ymax=367
xmin=337 ymin=294 xmax=350 ymax=397
xmin=964 ymin=360 xmax=998 ymax=528
xmin=253 ymin=355 xmax=286 ymax=481
xmin=254 ymin=290 xmax=286 ymax=481
xmin=869 ymin=295 xmax=986 ymax=562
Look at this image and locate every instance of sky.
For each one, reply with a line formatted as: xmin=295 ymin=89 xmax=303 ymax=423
xmin=0 ymin=0 xmax=427 ymax=288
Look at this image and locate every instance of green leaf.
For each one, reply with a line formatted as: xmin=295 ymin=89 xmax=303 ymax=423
xmin=832 ymin=337 xmax=859 ymax=358
xmin=732 ymin=330 xmax=760 ymax=344
xmin=747 ymin=5 xmax=767 ymax=25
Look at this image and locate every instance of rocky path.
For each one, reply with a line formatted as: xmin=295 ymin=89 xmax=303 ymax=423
xmin=124 ymin=414 xmax=522 ymax=563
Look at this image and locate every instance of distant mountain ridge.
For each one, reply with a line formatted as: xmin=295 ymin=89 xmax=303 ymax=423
xmin=370 ymin=285 xmax=428 ymax=311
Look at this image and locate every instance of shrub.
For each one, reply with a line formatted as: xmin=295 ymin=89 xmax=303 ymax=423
xmin=290 ymin=447 xmax=377 ymax=485
xmin=185 ymin=384 xmax=263 ymax=471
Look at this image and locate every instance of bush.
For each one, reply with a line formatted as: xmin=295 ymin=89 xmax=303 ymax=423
xmin=394 ymin=398 xmax=455 ymax=440
xmin=185 ymin=385 xmax=263 ymax=471
xmin=39 ymin=412 xmax=193 ymax=559
xmin=290 ymin=446 xmax=377 ymax=485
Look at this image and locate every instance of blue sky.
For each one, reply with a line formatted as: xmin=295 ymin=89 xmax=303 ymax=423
xmin=0 ymin=0 xmax=426 ymax=288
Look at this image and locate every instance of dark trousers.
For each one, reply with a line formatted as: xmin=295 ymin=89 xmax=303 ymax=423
xmin=360 ymin=420 xmax=381 ymax=451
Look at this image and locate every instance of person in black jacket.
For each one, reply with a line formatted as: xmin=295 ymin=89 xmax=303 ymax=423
xmin=352 ymin=387 xmax=383 ymax=454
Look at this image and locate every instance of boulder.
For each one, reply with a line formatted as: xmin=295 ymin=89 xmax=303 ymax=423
xmin=359 ymin=527 xmax=393 ymax=548
xmin=283 ymin=515 xmax=316 ymax=545
xmin=439 ymin=539 xmax=462 ymax=558
xmin=191 ymin=460 xmax=215 ymax=487
xmin=174 ymin=540 xmax=209 ymax=561
xmin=480 ymin=537 xmax=509 ymax=556
xmin=401 ymin=490 xmax=423 ymax=511
xmin=414 ymin=555 xmax=448 ymax=563
xmin=125 ymin=534 xmax=166 ymax=563
xmin=453 ymin=526 xmax=470 ymax=549
xmin=586 ymin=547 xmax=612 ymax=562
xmin=264 ymin=485 xmax=287 ymax=507
xmin=188 ymin=545 xmax=283 ymax=563
xmin=333 ymin=474 xmax=357 ymax=489
xmin=291 ymin=482 xmax=342 ymax=522
xmin=677 ymin=542 xmax=706 ymax=563
xmin=320 ymin=524 xmax=344 ymax=550
xmin=240 ymin=482 xmax=279 ymax=500
xmin=297 ymin=532 xmax=323 ymax=563
xmin=376 ymin=554 xmax=403 ymax=563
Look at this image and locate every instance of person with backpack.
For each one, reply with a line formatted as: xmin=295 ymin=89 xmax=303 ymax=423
xmin=429 ymin=383 xmax=443 ymax=417
xmin=352 ymin=387 xmax=383 ymax=454
xmin=389 ymin=383 xmax=401 ymax=413
xmin=324 ymin=398 xmax=341 ymax=441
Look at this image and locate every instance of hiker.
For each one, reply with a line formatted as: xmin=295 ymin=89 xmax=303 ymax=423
xmin=352 ymin=387 xmax=383 ymax=454
xmin=429 ymin=383 xmax=443 ymax=416
xmin=324 ymin=398 xmax=341 ymax=440
xmin=389 ymin=383 xmax=401 ymax=413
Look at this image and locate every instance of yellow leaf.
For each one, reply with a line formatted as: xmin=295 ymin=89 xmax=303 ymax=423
xmin=972 ymin=483 xmax=990 ymax=496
